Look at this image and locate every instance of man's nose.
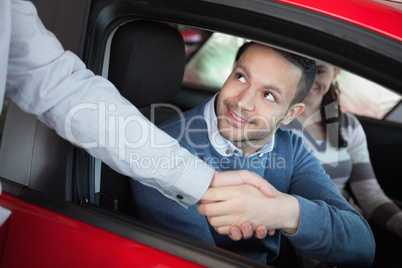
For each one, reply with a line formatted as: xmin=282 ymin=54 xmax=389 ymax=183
xmin=235 ymin=87 xmax=255 ymax=111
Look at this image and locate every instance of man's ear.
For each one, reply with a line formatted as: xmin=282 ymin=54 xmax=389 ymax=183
xmin=282 ymin=103 xmax=305 ymax=125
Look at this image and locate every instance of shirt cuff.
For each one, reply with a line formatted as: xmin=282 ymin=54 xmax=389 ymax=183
xmin=166 ymin=157 xmax=215 ymax=208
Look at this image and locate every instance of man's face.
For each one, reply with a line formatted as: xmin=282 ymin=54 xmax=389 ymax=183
xmin=216 ymin=43 xmax=303 ymax=155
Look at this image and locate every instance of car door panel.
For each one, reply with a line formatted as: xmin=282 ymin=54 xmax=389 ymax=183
xmin=0 ymin=192 xmax=203 ymax=268
xmin=359 ymin=116 xmax=402 ymax=204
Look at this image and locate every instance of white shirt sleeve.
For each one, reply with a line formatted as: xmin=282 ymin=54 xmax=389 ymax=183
xmin=5 ymin=0 xmax=214 ymax=207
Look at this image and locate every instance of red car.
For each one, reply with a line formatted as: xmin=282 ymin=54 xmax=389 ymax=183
xmin=0 ymin=0 xmax=401 ymax=267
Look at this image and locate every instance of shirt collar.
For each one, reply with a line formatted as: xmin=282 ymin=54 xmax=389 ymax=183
xmin=204 ymin=93 xmax=275 ymax=157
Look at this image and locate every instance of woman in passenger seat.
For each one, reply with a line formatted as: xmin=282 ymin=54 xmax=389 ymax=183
xmin=281 ymin=60 xmax=402 ymax=266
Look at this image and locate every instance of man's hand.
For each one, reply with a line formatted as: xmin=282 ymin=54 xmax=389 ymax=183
xmin=202 ymin=170 xmax=277 ymax=240
xmin=199 ymin=184 xmax=300 ymax=237
xmin=209 ymin=170 xmax=277 ymax=198
xmin=228 ymin=223 xmax=253 ymax=241
xmin=203 ymin=170 xmax=277 ymax=240
xmin=229 ymin=223 xmax=275 ymax=241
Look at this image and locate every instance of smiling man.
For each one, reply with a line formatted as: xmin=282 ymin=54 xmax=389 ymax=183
xmin=131 ymin=42 xmax=375 ymax=266
xmin=216 ymin=43 xmax=304 ymax=155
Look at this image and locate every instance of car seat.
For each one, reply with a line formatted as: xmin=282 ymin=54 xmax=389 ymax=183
xmin=99 ymin=20 xmax=185 ymax=214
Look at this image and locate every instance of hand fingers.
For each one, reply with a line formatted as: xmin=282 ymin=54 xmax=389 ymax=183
xmin=229 ymin=226 xmax=242 ymax=241
xmin=254 ymin=225 xmax=268 ymax=239
xmin=247 ymin=171 xmax=277 ymax=198
xmin=267 ymin=229 xmax=276 ymax=236
xmin=200 ymin=186 xmax=239 ymax=202
xmin=221 ymin=223 xmax=271 ymax=240
xmin=210 ymin=170 xmax=277 ymax=198
xmin=240 ymin=222 xmax=253 ymax=239
xmin=197 ymin=201 xmax=226 ymax=218
xmin=204 ymin=214 xmax=236 ymax=229
xmin=214 ymin=225 xmax=231 ymax=235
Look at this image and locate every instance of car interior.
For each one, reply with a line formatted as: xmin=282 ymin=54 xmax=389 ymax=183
xmin=95 ymin=19 xmax=402 ymax=267
xmin=98 ymin=19 xmax=186 ymax=215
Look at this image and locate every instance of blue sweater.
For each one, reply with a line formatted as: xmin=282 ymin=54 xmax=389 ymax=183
xmin=131 ymin=100 xmax=375 ymax=266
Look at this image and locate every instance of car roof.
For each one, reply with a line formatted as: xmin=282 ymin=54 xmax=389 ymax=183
xmin=83 ymin=0 xmax=402 ymax=97
xmin=274 ymin=0 xmax=402 ymax=42
xmin=206 ymin=0 xmax=402 ymax=42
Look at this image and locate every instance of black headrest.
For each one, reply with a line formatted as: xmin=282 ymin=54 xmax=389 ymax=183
xmin=108 ymin=20 xmax=185 ymax=108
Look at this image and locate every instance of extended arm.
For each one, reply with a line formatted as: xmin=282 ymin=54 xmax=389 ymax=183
xmin=6 ymin=0 xmax=275 ymax=210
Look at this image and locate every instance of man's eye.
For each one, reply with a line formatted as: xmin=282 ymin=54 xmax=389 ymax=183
xmin=263 ymin=92 xmax=275 ymax=102
xmin=235 ymin=73 xmax=246 ymax=83
xmin=316 ymin=70 xmax=325 ymax=75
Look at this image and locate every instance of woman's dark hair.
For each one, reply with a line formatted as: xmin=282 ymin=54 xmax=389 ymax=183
xmin=320 ymin=80 xmax=348 ymax=148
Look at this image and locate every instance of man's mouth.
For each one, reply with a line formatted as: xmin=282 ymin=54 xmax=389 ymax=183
xmin=227 ymin=108 xmax=248 ymax=126
xmin=230 ymin=110 xmax=246 ymax=122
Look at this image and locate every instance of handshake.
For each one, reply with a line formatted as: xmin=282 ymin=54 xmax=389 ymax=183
xmin=200 ymin=170 xmax=300 ymax=241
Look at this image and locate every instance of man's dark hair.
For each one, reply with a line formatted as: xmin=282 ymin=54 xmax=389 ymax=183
xmin=235 ymin=42 xmax=315 ymax=107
